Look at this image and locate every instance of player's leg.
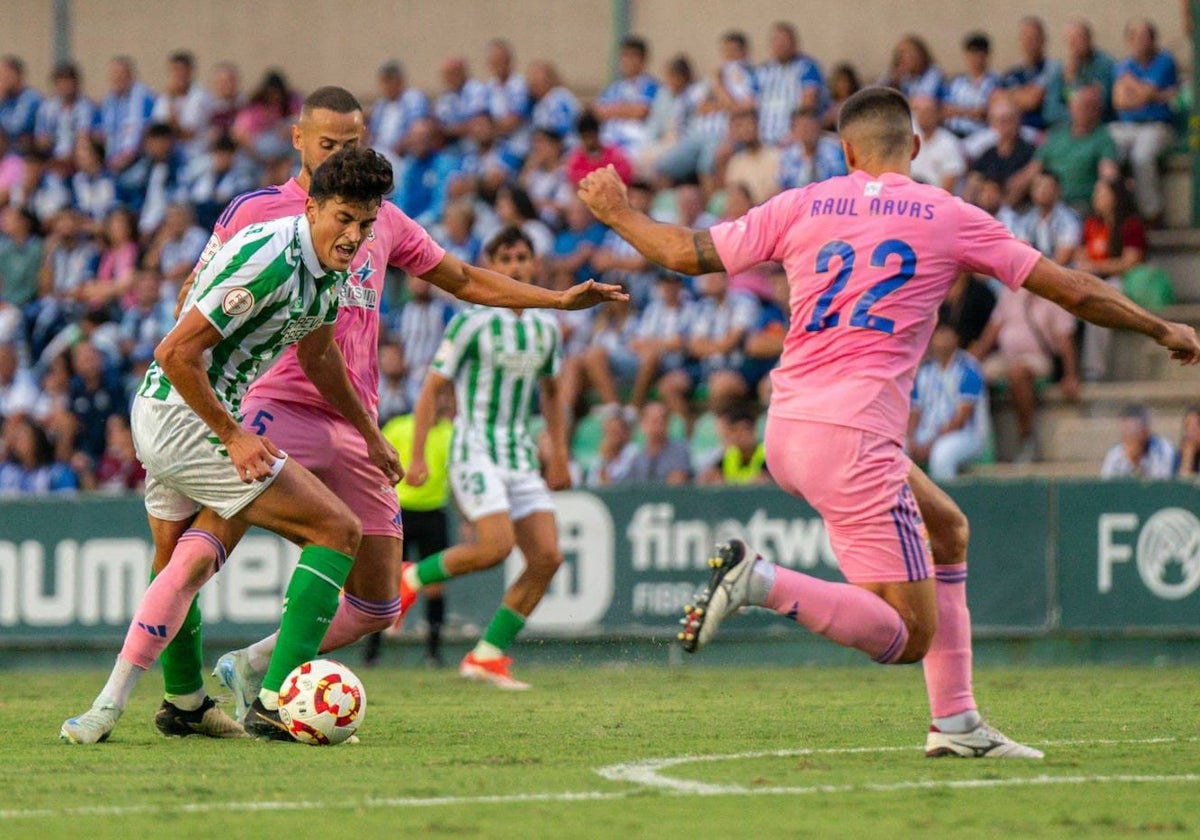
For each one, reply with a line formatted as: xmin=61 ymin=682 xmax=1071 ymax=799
xmin=629 ymin=347 xmax=662 ymax=408
xmin=909 ymin=465 xmax=1043 ymax=758
xmin=410 ymin=509 xmax=451 ymax=664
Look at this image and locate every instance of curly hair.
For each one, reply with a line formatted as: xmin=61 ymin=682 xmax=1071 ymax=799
xmin=309 ymin=146 xmax=393 ymax=206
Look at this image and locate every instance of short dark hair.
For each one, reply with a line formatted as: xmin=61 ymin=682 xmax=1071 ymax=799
xmin=621 ymin=36 xmax=648 ymax=58
xmin=1120 ymin=403 xmax=1150 ymax=423
xmin=484 ymin=225 xmax=535 ymax=259
xmin=51 ymin=62 xmax=79 ymax=81
xmin=963 ymin=32 xmax=991 ymax=53
xmin=576 ymin=110 xmax=601 ymax=135
xmin=146 ymin=122 xmax=174 ymax=139
xmin=302 ymin=86 xmax=362 ymax=117
xmin=168 ymin=50 xmax=194 ymax=69
xmin=721 ymin=30 xmax=748 ymax=50
xmin=837 ymin=86 xmax=913 ymax=156
xmin=535 ymin=127 xmax=564 ymax=145
xmin=720 ymin=402 xmax=759 ymax=427
xmin=309 ymin=146 xmax=393 ymax=206
xmin=2 ymin=55 xmax=25 ymax=76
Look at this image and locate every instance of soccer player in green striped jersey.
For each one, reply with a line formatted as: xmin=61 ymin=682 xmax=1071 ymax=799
xmin=61 ymin=147 xmax=403 ymax=743
xmin=404 ymin=227 xmax=569 ymax=689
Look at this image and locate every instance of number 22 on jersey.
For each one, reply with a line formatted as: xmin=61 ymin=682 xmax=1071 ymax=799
xmin=805 ymin=238 xmax=917 ymax=335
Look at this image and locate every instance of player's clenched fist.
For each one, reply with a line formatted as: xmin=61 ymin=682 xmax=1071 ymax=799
xmin=1159 ymin=321 xmax=1200 ymax=365
xmin=577 ymin=165 xmax=630 ymax=224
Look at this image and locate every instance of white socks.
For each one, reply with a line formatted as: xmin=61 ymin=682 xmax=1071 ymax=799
xmin=97 ymin=656 xmax=145 ymax=710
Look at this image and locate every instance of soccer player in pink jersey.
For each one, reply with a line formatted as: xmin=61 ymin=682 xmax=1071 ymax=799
xmin=134 ymin=86 xmax=623 ymax=739
xmin=579 ymin=87 xmax=1200 ymax=759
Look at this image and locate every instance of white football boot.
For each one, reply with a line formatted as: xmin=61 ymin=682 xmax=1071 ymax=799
xmin=60 ymin=703 xmax=122 ymax=744
xmin=213 ymin=649 xmax=262 ymax=723
xmin=926 ymin=722 xmax=1044 ymax=758
xmin=678 ymin=540 xmax=757 ymax=653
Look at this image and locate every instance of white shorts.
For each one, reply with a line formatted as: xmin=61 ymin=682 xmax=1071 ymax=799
xmin=132 ymin=396 xmax=286 ymax=521
xmin=449 ymin=455 xmax=555 ymax=523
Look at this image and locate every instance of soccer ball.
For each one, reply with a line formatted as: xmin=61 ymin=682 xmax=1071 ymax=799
xmin=277 ymin=659 xmax=366 ymax=745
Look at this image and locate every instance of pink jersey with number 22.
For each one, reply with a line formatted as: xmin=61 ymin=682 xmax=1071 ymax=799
xmin=710 ymin=170 xmax=1042 ymax=444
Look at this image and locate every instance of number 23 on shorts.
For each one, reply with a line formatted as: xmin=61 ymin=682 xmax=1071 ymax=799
xmin=462 ymin=471 xmax=486 ymax=496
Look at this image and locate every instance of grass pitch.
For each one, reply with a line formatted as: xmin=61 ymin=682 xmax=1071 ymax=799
xmin=3 ymin=662 xmax=1198 ymax=839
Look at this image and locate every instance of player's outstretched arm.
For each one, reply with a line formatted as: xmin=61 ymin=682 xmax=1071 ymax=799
xmin=1024 ymin=256 xmax=1200 ymax=364
xmin=578 ymin=165 xmax=726 ymax=275
xmin=421 ymin=253 xmax=628 ymax=311
xmin=296 ymin=326 xmax=402 ymax=484
xmin=155 ymin=310 xmax=283 ymax=483
xmin=406 ymin=370 xmax=452 ymax=488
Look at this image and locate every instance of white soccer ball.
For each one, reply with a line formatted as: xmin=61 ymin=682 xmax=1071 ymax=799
xmin=277 ymin=658 xmax=366 ymax=745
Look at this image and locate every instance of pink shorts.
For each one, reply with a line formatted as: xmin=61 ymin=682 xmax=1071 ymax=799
xmin=764 ymin=416 xmax=930 ymax=584
xmin=240 ymin=398 xmax=402 ymax=539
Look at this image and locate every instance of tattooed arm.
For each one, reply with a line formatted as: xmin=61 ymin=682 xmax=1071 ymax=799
xmin=578 ymin=165 xmax=726 ymax=275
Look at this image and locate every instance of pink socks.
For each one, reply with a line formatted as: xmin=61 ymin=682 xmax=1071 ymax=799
xmin=119 ymin=530 xmax=225 ymax=670
xmin=764 ymin=564 xmax=909 ymax=664
xmin=922 ymin=563 xmax=977 ymax=720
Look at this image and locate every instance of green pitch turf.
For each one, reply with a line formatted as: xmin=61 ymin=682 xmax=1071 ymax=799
xmin=4 ymin=664 xmax=1198 ymax=839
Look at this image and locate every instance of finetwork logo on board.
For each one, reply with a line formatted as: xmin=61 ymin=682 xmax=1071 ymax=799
xmin=1099 ymin=507 xmax=1200 ymax=601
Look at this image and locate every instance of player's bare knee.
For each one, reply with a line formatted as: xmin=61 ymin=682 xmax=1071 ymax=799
xmin=314 ymin=510 xmax=362 ymax=556
xmin=528 ymin=549 xmax=563 ymax=577
xmin=480 ymin=537 xmax=516 ymax=567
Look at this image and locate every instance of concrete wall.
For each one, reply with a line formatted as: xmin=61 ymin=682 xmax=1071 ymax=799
xmin=0 ymin=0 xmax=1187 ymax=103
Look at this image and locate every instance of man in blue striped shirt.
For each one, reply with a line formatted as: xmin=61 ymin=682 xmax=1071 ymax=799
xmin=99 ymin=56 xmax=157 ymax=171
xmin=34 ymin=63 xmax=99 ymax=166
xmin=0 ymin=56 xmax=43 ymax=147
xmin=1101 ymin=404 xmax=1177 ymax=479
xmin=909 ymin=316 xmax=989 ymax=481
xmin=755 ymin=22 xmax=825 ymax=146
xmin=595 ymin=36 xmax=660 ymax=155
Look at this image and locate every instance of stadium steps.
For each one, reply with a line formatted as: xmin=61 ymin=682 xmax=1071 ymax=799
xmin=1162 ymin=152 xmax=1192 ymax=231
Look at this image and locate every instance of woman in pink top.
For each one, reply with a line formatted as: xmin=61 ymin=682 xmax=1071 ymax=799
xmin=82 ymin=207 xmax=138 ymax=308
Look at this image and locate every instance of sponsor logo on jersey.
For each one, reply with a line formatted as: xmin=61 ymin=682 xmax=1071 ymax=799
xmin=222 ymin=287 xmax=254 ymax=317
xmin=495 ymin=351 xmax=545 ymax=375
xmin=279 ymin=314 xmax=328 ymax=344
xmin=340 ymin=254 xmax=379 ymax=310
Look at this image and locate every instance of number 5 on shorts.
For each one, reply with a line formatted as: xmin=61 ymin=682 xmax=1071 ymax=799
xmin=249 ymin=409 xmax=274 ymax=435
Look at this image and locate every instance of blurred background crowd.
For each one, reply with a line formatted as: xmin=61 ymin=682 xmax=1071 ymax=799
xmin=0 ymin=10 xmax=1196 ymax=497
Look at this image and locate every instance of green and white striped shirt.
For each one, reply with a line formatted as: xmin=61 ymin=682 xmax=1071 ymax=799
xmin=138 ymin=214 xmax=342 ymax=418
xmin=430 ymin=306 xmax=562 ymax=470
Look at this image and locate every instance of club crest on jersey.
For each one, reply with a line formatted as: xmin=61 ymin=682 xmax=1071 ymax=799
xmin=221 ymin=287 xmax=254 ymax=316
xmin=864 ymin=181 xmax=883 ymax=197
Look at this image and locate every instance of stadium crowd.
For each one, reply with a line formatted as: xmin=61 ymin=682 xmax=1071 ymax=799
xmin=0 ymin=13 xmax=1193 ymax=495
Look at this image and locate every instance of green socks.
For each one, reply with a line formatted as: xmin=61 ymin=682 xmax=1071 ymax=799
xmin=261 ymin=545 xmax=355 ymax=697
xmin=413 ymin=551 xmax=451 ymax=586
xmin=156 ymin=573 xmax=205 ymax=697
xmin=478 ymin=605 xmax=526 ymax=656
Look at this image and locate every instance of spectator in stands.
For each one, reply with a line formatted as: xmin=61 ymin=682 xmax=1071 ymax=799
xmin=0 ymin=415 xmax=77 ymax=496
xmin=1001 ymin=16 xmax=1059 ymax=131
xmin=698 ymin=402 xmax=769 ymax=485
xmin=1025 ymin=85 xmax=1120 ymax=215
xmin=548 ymin=197 xmax=605 ymax=286
xmin=1076 ymin=177 xmax=1148 ymax=380
xmin=99 ymin=56 xmax=156 ymax=171
xmin=116 ymin=122 xmax=183 ymax=236
xmin=0 ymin=206 xmax=43 ymax=316
xmin=0 ymin=342 xmax=38 ymax=417
xmin=974 ymin=283 xmax=1080 ymax=463
xmin=1111 ymin=18 xmax=1178 ymax=224
xmin=205 ymin=61 xmax=242 ymax=141
xmin=231 ymin=69 xmax=300 ymax=161
xmin=153 ymin=51 xmax=211 ymax=158
xmin=437 ymin=200 xmax=481 ymax=265
xmin=494 ymin=184 xmax=555 ymax=260
xmin=377 ymin=342 xmax=409 ymax=426
xmin=1176 ymin=406 xmax=1200 ymax=477
xmin=368 ymin=61 xmax=429 ymax=172
xmin=879 ymin=34 xmax=944 ymax=100
xmin=626 ymin=401 xmax=691 ymax=485
xmin=392 ymin=275 xmax=454 ymax=407
xmin=35 ymin=62 xmax=96 ymax=166
xmin=660 ymin=271 xmax=759 ymax=422
xmin=628 ymin=271 xmax=693 ymax=408
xmin=0 ymin=56 xmax=41 ymax=147
xmin=0 ymin=131 xmax=22 ymax=206
xmin=944 ymin=33 xmax=999 ymax=141
xmin=943 ymin=270 xmax=997 ymax=349
xmin=595 ymin=36 xmax=659 ymax=155
xmin=667 ymin=183 xmax=717 ymax=229
xmin=90 ymin=206 xmax=139 ymax=305
xmin=587 ymin=407 xmax=640 ymax=486
xmin=565 ymin=110 xmax=633 ymax=186
xmin=526 ymin=60 xmax=582 ymax=141
xmin=519 ymin=128 xmax=571 ymax=226
xmin=755 ymin=22 xmax=824 ymax=146
xmin=821 ymin=62 xmax=861 ymax=131
xmin=910 ymin=95 xmax=966 ymax=193
xmin=560 ymin=294 xmax=639 ymax=415
xmin=972 ymin=175 xmax=1021 ymax=233
xmin=720 ymin=108 xmax=780 ymax=205
xmin=1015 ymin=171 xmax=1082 ymax=265
xmin=777 ymin=106 xmax=846 ymax=190
xmin=485 ymin=39 xmax=531 ymax=144
xmin=640 ymin=54 xmax=696 ymax=175
xmin=143 ymin=202 xmax=206 ymax=284
xmin=909 ymin=313 xmax=989 ymax=480
xmin=12 ymin=148 xmax=69 ymax=225
xmin=1101 ymin=404 xmax=1177 ymax=479
xmin=184 ymin=133 xmax=255 ymax=230
xmin=80 ymin=413 xmax=145 ymax=492
xmin=1046 ymin=19 xmax=1116 ymax=126
xmin=67 ymin=341 xmax=123 ymax=461
xmin=455 ymin=111 xmax=516 ymax=195
xmin=591 ymin=180 xmax=657 ymax=305
xmin=657 ymin=31 xmax=756 ymax=187
xmin=393 ymin=118 xmax=457 ymax=227
xmin=118 ymin=270 xmax=172 ymax=360
xmin=71 ymin=136 xmax=117 ymax=224
xmin=434 ymin=57 xmax=488 ymax=143
xmin=966 ymin=99 xmax=1036 ymax=206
